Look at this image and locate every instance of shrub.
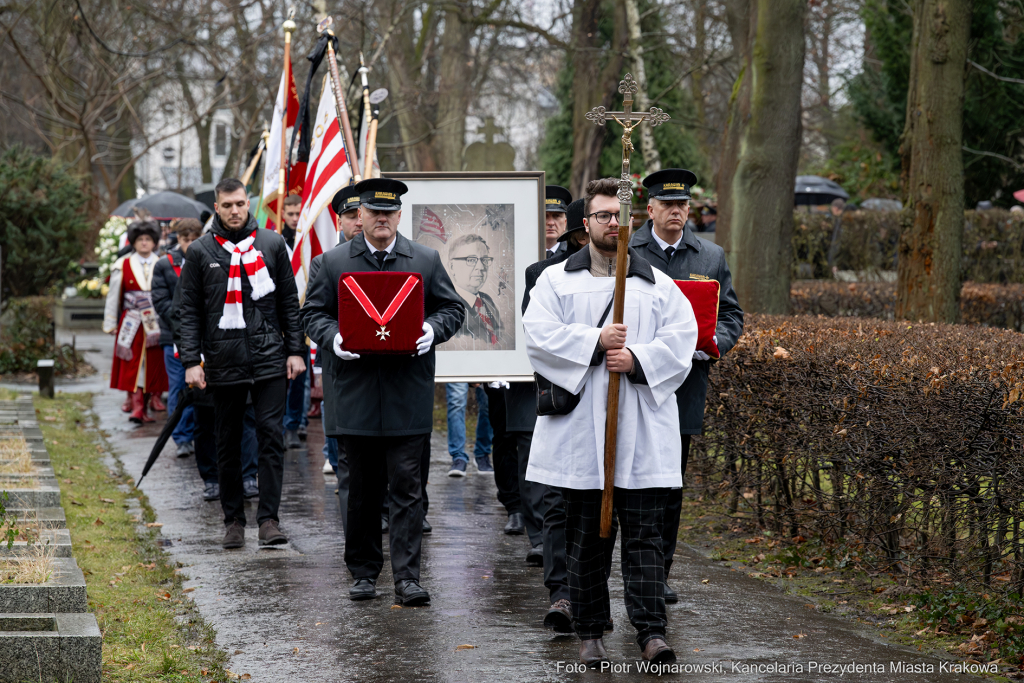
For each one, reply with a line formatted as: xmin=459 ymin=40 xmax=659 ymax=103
xmin=790 ymin=280 xmax=1024 ymax=332
xmin=791 ymin=209 xmax=1024 ymax=284
xmin=0 ymin=297 xmax=83 ymax=375
xmin=0 ymin=146 xmax=91 ymax=299
xmin=694 ymin=314 xmax=1024 ymax=593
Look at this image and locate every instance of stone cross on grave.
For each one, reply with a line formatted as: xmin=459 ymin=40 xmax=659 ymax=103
xmin=463 ymin=116 xmax=515 ymax=172
xmin=586 ymin=73 xmax=670 ymax=202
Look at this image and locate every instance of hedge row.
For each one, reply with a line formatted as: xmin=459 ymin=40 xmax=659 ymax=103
xmin=793 ymin=209 xmax=1024 ymax=283
xmin=693 ymin=314 xmax=1024 ymax=592
xmin=790 ymin=281 xmax=1024 ymax=332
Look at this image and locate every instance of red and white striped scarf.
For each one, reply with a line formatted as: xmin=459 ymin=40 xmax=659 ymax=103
xmin=214 ymin=230 xmax=276 ymax=329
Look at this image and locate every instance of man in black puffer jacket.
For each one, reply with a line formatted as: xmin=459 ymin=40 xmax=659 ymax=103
xmin=178 ymin=177 xmax=306 ymax=550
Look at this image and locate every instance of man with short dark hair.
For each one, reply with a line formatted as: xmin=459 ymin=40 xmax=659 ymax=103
xmin=281 ymin=194 xmax=303 ymax=250
xmin=178 ymin=177 xmax=306 ymax=550
xmin=544 ymin=185 xmax=572 ymax=259
xmin=525 ymin=177 xmax=697 ymax=667
xmin=630 ymin=169 xmax=743 ymax=603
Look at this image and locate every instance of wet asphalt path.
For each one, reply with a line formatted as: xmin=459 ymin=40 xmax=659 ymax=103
xmin=20 ymin=331 xmax=975 ymax=682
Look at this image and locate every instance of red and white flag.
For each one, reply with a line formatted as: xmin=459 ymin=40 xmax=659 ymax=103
xmin=260 ymin=61 xmax=302 ymax=232
xmin=291 ymin=77 xmax=353 ymax=301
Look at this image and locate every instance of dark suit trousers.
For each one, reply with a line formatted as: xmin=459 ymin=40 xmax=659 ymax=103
xmin=540 ymin=484 xmax=570 ymax=603
xmin=344 ymin=434 xmax=429 ymax=583
xmin=564 ymin=487 xmax=669 ymax=647
xmin=212 ymin=378 xmax=286 ymax=527
xmin=661 ymin=435 xmax=691 ymax=576
xmin=191 ymin=404 xmax=219 ymax=484
xmin=485 ymin=387 xmax=522 ymax=516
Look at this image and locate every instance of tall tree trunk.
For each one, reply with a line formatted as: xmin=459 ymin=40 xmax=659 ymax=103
xmin=176 ymin=64 xmax=214 ymax=184
xmin=623 ymin=0 xmax=660 ymax=175
xmin=690 ymin=0 xmax=709 ymax=158
xmin=386 ymin=11 xmax=439 ymax=172
xmin=717 ymin=0 xmax=805 ymax=314
xmin=569 ymin=0 xmax=626 ymax=198
xmin=896 ymin=0 xmax=969 ymax=323
xmin=433 ymin=9 xmax=473 ymax=171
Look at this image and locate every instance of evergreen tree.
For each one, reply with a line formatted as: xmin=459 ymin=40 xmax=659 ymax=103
xmin=849 ymin=0 xmax=1024 ymax=206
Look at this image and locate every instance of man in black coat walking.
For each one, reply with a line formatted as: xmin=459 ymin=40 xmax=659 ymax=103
xmin=301 ymin=178 xmax=464 ymax=606
xmin=178 ymin=177 xmax=307 ymax=550
xmin=629 ymin=169 xmax=744 ymax=602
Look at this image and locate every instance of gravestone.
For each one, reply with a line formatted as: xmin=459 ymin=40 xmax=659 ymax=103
xmin=463 ymin=117 xmax=515 ymax=172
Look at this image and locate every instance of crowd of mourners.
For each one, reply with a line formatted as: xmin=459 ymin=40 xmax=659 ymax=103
xmin=103 ymin=167 xmax=743 ymax=668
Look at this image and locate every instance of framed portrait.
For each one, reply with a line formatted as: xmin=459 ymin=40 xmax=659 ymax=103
xmin=388 ymin=171 xmax=545 ymax=382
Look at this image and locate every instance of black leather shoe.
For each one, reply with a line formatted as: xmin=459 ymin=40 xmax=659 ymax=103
xmin=664 ymin=582 xmax=679 ymax=604
xmin=381 ymin=516 xmax=389 ymax=534
xmin=543 ymin=599 xmax=573 ymax=633
xmin=422 ymin=518 xmax=432 ymax=534
xmin=580 ymin=638 xmax=609 ymax=667
xmin=394 ymin=579 xmax=430 ymax=606
xmin=526 ymin=544 xmax=543 ymax=566
xmin=504 ymin=512 xmax=525 ymax=535
xmin=641 ymin=637 xmax=676 ymax=664
xmin=350 ymin=578 xmax=378 ymax=601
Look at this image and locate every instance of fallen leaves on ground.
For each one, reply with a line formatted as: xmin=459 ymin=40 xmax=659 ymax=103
xmin=456 ymin=644 xmax=475 ymax=650
xmin=145 ymin=522 xmax=162 ymax=528
xmin=793 ymin=633 xmax=807 ymax=639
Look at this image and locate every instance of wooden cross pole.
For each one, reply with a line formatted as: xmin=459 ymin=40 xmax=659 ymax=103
xmin=586 ymin=73 xmax=670 ymax=538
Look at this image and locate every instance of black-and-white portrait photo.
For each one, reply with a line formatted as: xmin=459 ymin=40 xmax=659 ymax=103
xmin=411 ymin=203 xmax=515 ymax=351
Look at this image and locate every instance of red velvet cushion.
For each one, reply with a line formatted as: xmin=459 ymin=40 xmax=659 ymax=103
xmin=338 ymin=272 xmax=424 ymax=355
xmin=674 ymin=279 xmax=721 ymax=359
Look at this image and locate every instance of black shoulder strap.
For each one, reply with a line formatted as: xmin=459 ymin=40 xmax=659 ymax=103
xmin=597 ymin=295 xmax=614 ymax=327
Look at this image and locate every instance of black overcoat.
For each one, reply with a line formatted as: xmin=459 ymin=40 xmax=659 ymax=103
xmin=177 ymin=215 xmax=305 ymax=386
xmin=629 ymin=220 xmax=744 ymax=433
xmin=150 ymin=247 xmax=183 ymax=347
xmin=300 ymin=232 xmax=464 ymax=437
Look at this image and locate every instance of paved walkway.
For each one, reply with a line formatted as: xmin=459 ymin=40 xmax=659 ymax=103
xmin=20 ymin=331 xmax=975 ymax=682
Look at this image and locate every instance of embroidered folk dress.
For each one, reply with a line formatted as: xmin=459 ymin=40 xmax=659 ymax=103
xmin=103 ymin=253 xmax=168 ymax=393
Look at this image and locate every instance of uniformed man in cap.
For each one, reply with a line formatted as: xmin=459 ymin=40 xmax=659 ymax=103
xmin=301 ymin=177 xmax=464 ymax=606
xmin=334 ymin=190 xmax=364 ymax=242
xmin=629 ymin=168 xmax=744 ymax=603
xmin=543 ymin=185 xmax=573 ymax=259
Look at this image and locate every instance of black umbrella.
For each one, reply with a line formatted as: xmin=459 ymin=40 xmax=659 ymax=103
xmin=794 ymin=175 xmax=849 ymax=206
xmin=133 ymin=191 xmax=210 ymax=220
xmin=111 ymin=198 xmax=139 ymax=218
xmin=136 ymin=388 xmax=194 ymax=488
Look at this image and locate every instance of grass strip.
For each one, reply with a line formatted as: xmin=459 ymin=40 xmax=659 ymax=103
xmin=35 ymin=392 xmax=227 ymax=682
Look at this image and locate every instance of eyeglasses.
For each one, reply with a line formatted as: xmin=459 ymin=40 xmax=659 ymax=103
xmin=587 ymin=211 xmax=619 ymax=225
xmin=451 ymin=256 xmax=494 ymax=267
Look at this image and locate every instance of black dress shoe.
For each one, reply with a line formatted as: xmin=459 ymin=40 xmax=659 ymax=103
xmin=641 ymin=637 xmax=676 ymax=664
xmin=580 ymin=638 xmax=609 ymax=667
xmin=525 ymin=544 xmax=543 ymax=566
xmin=504 ymin=512 xmax=525 ymax=535
xmin=664 ymin=582 xmax=679 ymax=604
xmin=543 ymin=599 xmax=573 ymax=633
xmin=284 ymin=430 xmax=302 ymax=449
xmin=394 ymin=579 xmax=430 ymax=606
xmin=381 ymin=516 xmax=389 ymax=534
xmin=422 ymin=518 xmax=432 ymax=533
xmin=349 ymin=578 xmax=378 ymax=601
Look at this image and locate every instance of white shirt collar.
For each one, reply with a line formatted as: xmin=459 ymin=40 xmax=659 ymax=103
xmin=365 ymin=235 xmax=397 ymax=255
xmin=136 ymin=253 xmax=157 ymax=265
xmin=650 ymin=227 xmax=683 ymax=252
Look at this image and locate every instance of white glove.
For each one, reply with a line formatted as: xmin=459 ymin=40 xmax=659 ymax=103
xmin=415 ymin=322 xmax=434 ymax=356
xmin=487 ymin=381 xmax=511 ymax=390
xmin=693 ymin=350 xmax=710 ymax=361
xmin=333 ymin=333 xmax=361 ymax=361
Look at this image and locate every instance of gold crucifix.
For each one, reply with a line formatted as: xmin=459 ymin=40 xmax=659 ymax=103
xmin=586 ymin=73 xmax=670 ymax=539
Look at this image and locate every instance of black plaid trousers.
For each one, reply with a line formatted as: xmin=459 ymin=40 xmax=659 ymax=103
xmin=562 ymin=486 xmax=670 ymax=647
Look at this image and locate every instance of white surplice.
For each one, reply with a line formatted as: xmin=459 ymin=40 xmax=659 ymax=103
xmin=523 ymin=259 xmax=698 ymax=490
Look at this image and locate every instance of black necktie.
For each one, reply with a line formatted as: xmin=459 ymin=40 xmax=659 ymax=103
xmin=547 ymin=249 xmax=555 ymax=259
xmin=665 ymin=246 xmax=676 ymax=259
xmin=374 ymin=251 xmax=386 ymax=269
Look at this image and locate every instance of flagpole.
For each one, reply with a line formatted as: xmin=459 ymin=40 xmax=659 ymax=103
xmin=317 ymin=16 xmax=361 ymax=183
xmin=241 ymin=130 xmax=269 ymax=186
xmin=276 ymin=11 xmax=297 ymax=234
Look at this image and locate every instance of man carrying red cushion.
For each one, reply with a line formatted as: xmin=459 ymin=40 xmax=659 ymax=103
xmin=629 ymin=168 xmax=744 ymax=603
xmin=300 ymin=177 xmax=464 ymax=606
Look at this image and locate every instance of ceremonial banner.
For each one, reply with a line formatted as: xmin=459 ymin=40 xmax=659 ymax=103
xmin=291 ymin=77 xmax=352 ymax=301
xmin=259 ymin=62 xmax=301 ymax=231
xmin=674 ymin=279 xmax=721 ymax=359
xmin=390 ymin=171 xmax=545 ymax=381
xmin=338 ymin=272 xmax=424 ymax=354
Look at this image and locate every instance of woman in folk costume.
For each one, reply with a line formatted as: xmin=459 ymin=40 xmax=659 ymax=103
xmin=103 ymin=220 xmax=168 ymax=423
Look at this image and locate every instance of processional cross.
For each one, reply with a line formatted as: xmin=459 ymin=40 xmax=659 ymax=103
xmin=587 ymin=73 xmax=670 ymax=538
